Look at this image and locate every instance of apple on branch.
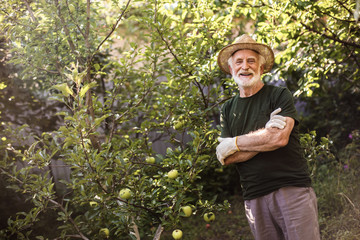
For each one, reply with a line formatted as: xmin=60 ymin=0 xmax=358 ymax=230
xmin=204 ymin=9 xmax=214 ymax=19
xmin=146 ymin=156 xmax=156 ymax=164
xmin=167 ymin=169 xmax=179 ymax=179
xmin=172 ymin=229 xmax=183 ymax=239
xmin=99 ymin=228 xmax=109 ymax=238
xmin=203 ymin=212 xmax=215 ymax=222
xmin=181 ymin=206 xmax=192 ymax=217
xmin=119 ymin=188 xmax=132 ymax=200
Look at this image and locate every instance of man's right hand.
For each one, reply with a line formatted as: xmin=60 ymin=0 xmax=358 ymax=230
xmin=265 ymin=108 xmax=287 ymax=129
xmin=216 ymin=137 xmax=239 ymax=165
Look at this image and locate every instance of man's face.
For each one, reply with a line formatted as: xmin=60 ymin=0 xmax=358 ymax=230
xmin=229 ymin=49 xmax=264 ymax=88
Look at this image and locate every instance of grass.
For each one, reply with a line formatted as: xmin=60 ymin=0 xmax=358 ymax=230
xmin=161 ymin=195 xmax=253 ymax=240
xmin=160 ymin=184 xmax=360 ymax=240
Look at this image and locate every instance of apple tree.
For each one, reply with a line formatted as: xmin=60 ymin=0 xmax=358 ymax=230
xmin=0 ymin=0 xmax=240 ymax=239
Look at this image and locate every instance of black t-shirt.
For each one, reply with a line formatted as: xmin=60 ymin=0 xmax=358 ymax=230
xmin=220 ymin=84 xmax=311 ymax=200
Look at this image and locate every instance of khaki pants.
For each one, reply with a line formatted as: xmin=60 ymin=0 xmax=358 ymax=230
xmin=244 ymin=187 xmax=320 ymax=240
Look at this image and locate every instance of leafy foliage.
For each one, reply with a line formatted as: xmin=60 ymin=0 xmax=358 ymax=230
xmin=300 ymin=131 xmax=360 ymax=239
xmin=0 ymin=0 xmax=359 ymax=239
xmin=1 ymin=0 xmax=237 ymax=238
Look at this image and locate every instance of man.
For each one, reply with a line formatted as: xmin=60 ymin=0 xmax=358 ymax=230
xmin=216 ymin=34 xmax=320 ymax=240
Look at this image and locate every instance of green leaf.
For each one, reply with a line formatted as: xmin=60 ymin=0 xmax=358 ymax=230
xmin=51 ymin=83 xmax=74 ymax=98
xmin=79 ymin=82 xmax=97 ymax=98
xmin=94 ymin=63 xmax=100 ymax=71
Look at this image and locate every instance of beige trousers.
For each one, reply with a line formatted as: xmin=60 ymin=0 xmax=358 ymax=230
xmin=244 ymin=186 xmax=320 ymax=240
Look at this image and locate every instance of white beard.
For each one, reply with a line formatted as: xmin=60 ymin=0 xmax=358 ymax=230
xmin=233 ymin=70 xmax=261 ymax=88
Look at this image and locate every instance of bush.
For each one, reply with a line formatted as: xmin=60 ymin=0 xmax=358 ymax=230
xmin=300 ymin=131 xmax=360 ymax=239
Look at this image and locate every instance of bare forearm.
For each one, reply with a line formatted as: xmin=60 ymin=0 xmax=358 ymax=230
xmin=236 ymin=128 xmax=284 ymax=152
xmin=224 ymin=151 xmax=258 ymax=165
xmin=236 ymin=117 xmax=294 ymax=152
xmin=223 ymin=128 xmax=285 ymax=165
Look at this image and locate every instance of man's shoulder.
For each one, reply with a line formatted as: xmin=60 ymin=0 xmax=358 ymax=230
xmin=263 ymin=84 xmax=292 ymax=98
xmin=264 ymin=84 xmax=288 ymax=92
xmin=222 ymin=93 xmax=238 ymax=107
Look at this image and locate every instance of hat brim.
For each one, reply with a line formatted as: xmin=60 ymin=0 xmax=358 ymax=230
xmin=217 ymin=43 xmax=274 ymax=75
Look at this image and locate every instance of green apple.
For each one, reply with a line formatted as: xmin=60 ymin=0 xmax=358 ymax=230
xmin=167 ymin=169 xmax=179 ymax=179
xmin=119 ymin=188 xmax=132 ymax=200
xmin=99 ymin=228 xmax=109 ymax=238
xmin=204 ymin=9 xmax=214 ymax=19
xmin=203 ymin=212 xmax=215 ymax=222
xmin=69 ymin=4 xmax=75 ymax=13
xmin=173 ymin=121 xmax=185 ymax=130
xmin=146 ymin=156 xmax=156 ymax=164
xmin=172 ymin=229 xmax=183 ymax=239
xmin=181 ymin=206 xmax=192 ymax=217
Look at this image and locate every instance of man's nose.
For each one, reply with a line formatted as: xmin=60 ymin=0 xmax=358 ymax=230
xmin=241 ymin=61 xmax=249 ymax=70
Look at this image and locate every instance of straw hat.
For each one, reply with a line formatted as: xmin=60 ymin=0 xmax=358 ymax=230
xmin=217 ymin=34 xmax=274 ymax=74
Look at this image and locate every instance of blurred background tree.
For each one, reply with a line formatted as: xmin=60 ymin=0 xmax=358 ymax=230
xmin=0 ymin=0 xmax=359 ymax=239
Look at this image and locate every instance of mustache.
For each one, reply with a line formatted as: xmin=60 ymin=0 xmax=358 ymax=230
xmin=236 ymin=69 xmax=255 ymax=77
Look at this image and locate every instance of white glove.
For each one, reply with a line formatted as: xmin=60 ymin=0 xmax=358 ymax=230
xmin=216 ymin=137 xmax=239 ymax=165
xmin=265 ymin=108 xmax=287 ymax=129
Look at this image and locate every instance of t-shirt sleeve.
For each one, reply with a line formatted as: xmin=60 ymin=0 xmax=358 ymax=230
xmin=220 ymin=103 xmax=231 ymax=138
xmin=274 ymin=88 xmax=299 ymax=126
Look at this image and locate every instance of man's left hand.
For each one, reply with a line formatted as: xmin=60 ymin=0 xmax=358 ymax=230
xmin=265 ymin=108 xmax=287 ymax=129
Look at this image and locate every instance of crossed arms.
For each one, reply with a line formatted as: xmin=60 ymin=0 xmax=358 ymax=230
xmin=223 ymin=117 xmax=294 ymax=165
xmin=216 ymin=108 xmax=295 ymax=165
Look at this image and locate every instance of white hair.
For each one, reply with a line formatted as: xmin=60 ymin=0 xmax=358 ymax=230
xmin=227 ymin=50 xmax=266 ymax=71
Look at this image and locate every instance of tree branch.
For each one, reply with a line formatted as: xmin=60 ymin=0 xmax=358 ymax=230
xmin=85 ymin=0 xmax=90 ymax=50
xmin=335 ymin=0 xmax=354 ymax=16
xmin=263 ymin=1 xmax=360 ymax=49
xmin=154 ymin=18 xmax=209 ymax=108
xmin=93 ymin=0 xmax=132 ymax=57
xmin=131 ymin=217 xmax=141 ymax=240
xmin=80 ymin=0 xmax=132 ymax=151
xmin=153 ymin=224 xmax=164 ymax=240
xmin=65 ymin=0 xmax=86 ymax=39
xmin=318 ymin=8 xmax=356 ymax=23
xmin=23 ymin=0 xmax=37 ymax=23
xmin=108 ymin=86 xmax=153 ymax=143
xmin=345 ymin=45 xmax=360 ymax=69
xmin=1 ymin=166 xmax=88 ymax=240
xmin=299 ymin=22 xmax=360 ymax=49
xmin=79 ymin=0 xmax=103 ymax=151
xmin=315 ymin=18 xmax=360 ymax=69
xmin=48 ymin=198 xmax=89 ymax=240
xmin=54 ymin=0 xmax=77 ymax=53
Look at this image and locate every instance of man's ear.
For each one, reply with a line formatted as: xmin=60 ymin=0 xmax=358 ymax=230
xmin=260 ymin=65 xmax=264 ymax=75
xmin=228 ymin=64 xmax=232 ymax=74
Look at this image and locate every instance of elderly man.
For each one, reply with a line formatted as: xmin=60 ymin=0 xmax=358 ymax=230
xmin=216 ymin=34 xmax=320 ymax=240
